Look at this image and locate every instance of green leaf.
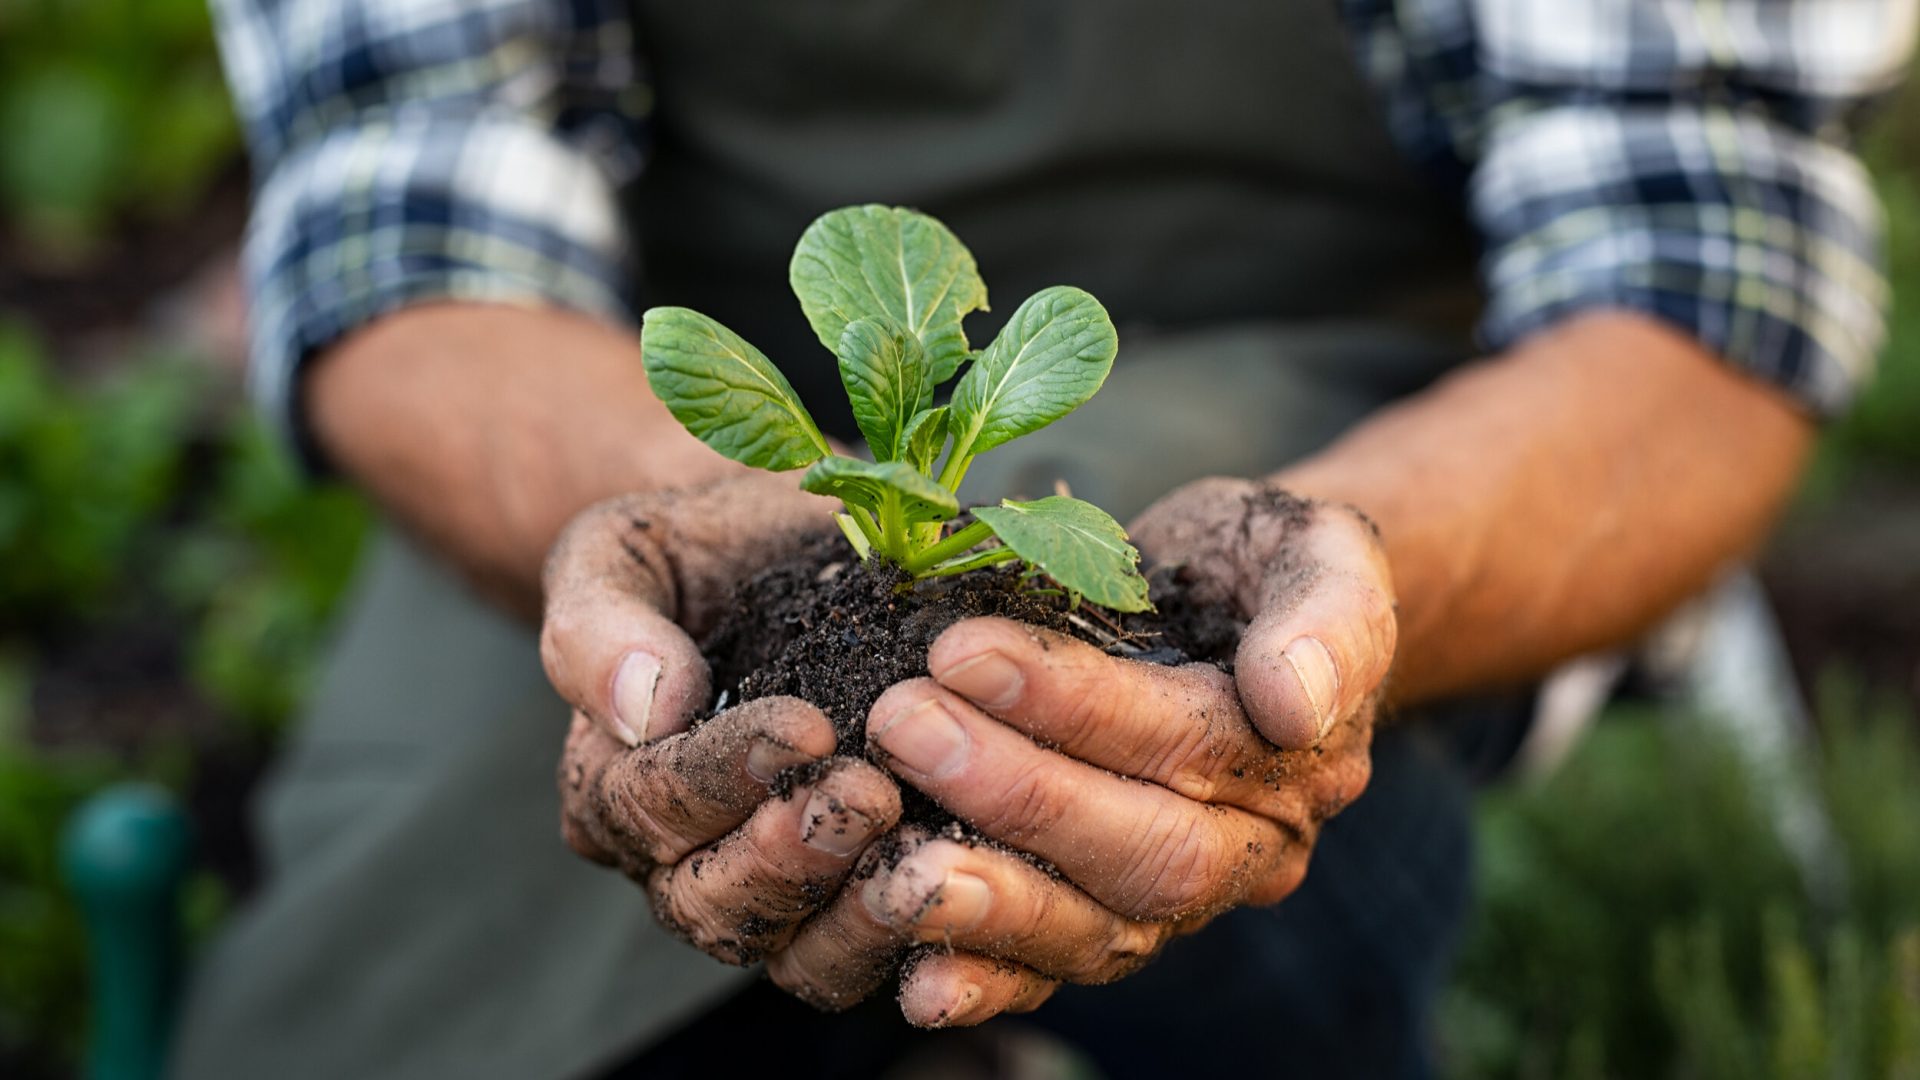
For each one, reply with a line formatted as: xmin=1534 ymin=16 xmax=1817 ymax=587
xmin=900 ymin=406 xmax=950 ymax=474
xmin=789 ymin=205 xmax=989 ymax=383
xmin=801 ymin=456 xmax=959 ymax=525
xmin=641 ymin=306 xmax=830 ymax=471
xmin=972 ymin=496 xmax=1151 ymax=612
xmin=945 ymin=286 xmax=1117 ymax=472
xmin=837 ymin=318 xmax=935 ymax=461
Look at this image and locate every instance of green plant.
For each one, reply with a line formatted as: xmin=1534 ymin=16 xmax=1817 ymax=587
xmin=0 ymin=0 xmax=237 ymax=252
xmin=640 ymin=204 xmax=1152 ymax=611
xmin=1441 ymin=682 xmax=1920 ymax=1080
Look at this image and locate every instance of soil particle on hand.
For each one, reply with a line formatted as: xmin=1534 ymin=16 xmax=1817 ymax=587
xmin=699 ymin=534 xmax=1241 ymax=831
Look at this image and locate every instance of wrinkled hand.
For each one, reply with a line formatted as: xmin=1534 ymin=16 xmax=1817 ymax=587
xmin=765 ymin=478 xmax=1395 ymax=1026
xmin=541 ymin=477 xmax=905 ymax=966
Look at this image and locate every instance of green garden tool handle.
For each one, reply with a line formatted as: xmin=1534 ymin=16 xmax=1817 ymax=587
xmin=61 ymin=784 xmax=192 ymax=1080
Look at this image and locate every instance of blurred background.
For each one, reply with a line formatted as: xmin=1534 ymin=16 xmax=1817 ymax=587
xmin=0 ymin=2 xmax=1914 ymax=1077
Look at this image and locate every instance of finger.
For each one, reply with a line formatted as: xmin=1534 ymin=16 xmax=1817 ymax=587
xmin=767 ymin=827 xmax=933 ymax=1011
xmin=558 ymin=712 xmax=623 ymax=866
xmin=646 ymin=758 xmax=901 ymax=965
xmin=541 ymin=495 xmax=711 ymax=747
xmin=860 ymin=836 xmax=1171 ymax=984
xmin=928 ymin=618 xmax=1298 ymax=809
xmin=898 ymin=949 xmax=1058 ymax=1028
xmin=563 ymin=696 xmax=836 ymax=866
xmin=1235 ymin=505 xmax=1397 ymax=749
xmin=867 ymin=682 xmax=1285 ymax=921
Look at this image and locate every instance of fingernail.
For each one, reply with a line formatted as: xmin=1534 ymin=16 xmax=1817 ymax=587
xmin=931 ymin=871 xmax=992 ymax=931
xmin=799 ymin=789 xmax=878 ymax=856
xmin=746 ymin=738 xmax=813 ymax=784
xmin=939 ymin=981 xmax=985 ymax=1027
xmin=612 ymin=651 xmax=663 ymax=744
xmin=872 ymin=700 xmax=970 ymax=779
xmin=862 ymin=874 xmax=892 ymax=922
xmin=937 ymin=651 xmax=1024 ymax=711
xmin=1282 ymin=636 xmax=1340 ymax=739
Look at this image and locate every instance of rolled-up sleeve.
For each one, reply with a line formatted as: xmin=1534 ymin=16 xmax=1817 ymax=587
xmin=210 ymin=0 xmax=645 ymax=458
xmin=1467 ymin=0 xmax=1916 ymax=416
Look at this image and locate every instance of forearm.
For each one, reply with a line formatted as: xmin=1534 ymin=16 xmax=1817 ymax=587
xmin=308 ymin=302 xmax=822 ymax=617
xmin=1275 ymin=311 xmax=1814 ymax=705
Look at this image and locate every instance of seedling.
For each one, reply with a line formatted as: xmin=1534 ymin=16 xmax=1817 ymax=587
xmin=641 ymin=204 xmax=1151 ymax=612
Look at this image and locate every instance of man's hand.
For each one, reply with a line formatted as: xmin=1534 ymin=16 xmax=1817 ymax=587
xmin=765 ymin=482 xmax=1394 ymax=1026
xmin=541 ymin=478 xmax=907 ymax=966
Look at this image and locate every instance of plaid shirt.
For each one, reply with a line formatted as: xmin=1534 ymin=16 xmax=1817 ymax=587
xmin=212 ymin=1 xmax=1916 ymax=451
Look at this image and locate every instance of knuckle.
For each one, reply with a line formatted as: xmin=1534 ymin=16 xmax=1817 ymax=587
xmin=1078 ymin=920 xmax=1168 ymax=984
xmin=1008 ymin=978 xmax=1059 ymax=1014
xmin=1118 ymin=811 xmax=1232 ymax=920
xmin=650 ymin=871 xmax=749 ymax=965
xmin=1189 ymin=475 xmax=1258 ymax=503
xmin=1313 ymin=752 xmax=1373 ymax=819
xmin=732 ymin=832 xmax=828 ymax=918
xmin=537 ymin=604 xmax=583 ymax=690
xmin=973 ymin=758 xmax=1071 ymax=841
xmin=593 ymin=764 xmax=688 ymax=864
xmin=1246 ymin=853 xmax=1312 ymax=906
xmin=1148 ymin=716 xmax=1224 ymax=802
xmin=1047 ymin=674 xmax=1108 ymax=748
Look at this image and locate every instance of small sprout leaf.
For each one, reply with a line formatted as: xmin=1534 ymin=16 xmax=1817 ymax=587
xmin=801 ymin=456 xmax=960 ymax=525
xmin=972 ymin=496 xmax=1152 ymax=612
xmin=790 ymin=205 xmax=989 ymax=384
xmin=900 ymin=405 xmax=951 ymax=474
xmin=837 ymin=318 xmax=935 ymax=461
xmin=946 ymin=286 xmax=1117 ymax=468
xmin=641 ymin=306 xmax=830 ymax=470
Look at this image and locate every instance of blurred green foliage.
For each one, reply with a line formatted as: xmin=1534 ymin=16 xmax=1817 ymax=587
xmin=0 ymin=736 xmax=119 ymax=1072
xmin=0 ymin=323 xmax=367 ymax=727
xmin=0 ymin=323 xmax=367 ymax=1075
xmin=0 ymin=0 xmax=237 ymax=253
xmin=1442 ymin=685 xmax=1920 ymax=1080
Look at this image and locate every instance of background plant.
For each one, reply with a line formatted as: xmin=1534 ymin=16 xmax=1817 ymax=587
xmin=0 ymin=0 xmax=237 ymax=257
xmin=1440 ymin=684 xmax=1920 ymax=1080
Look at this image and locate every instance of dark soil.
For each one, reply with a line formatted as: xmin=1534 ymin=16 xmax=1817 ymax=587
xmin=699 ymin=533 xmax=1243 ymax=827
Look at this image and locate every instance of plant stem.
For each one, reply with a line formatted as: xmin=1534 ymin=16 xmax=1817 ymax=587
xmin=915 ymin=546 xmax=1020 ymax=580
xmin=904 ymin=519 xmax=995 ymax=574
xmin=937 ymin=438 xmax=975 ymax=491
xmin=834 ymin=513 xmax=873 ymax=559
xmin=849 ymin=506 xmax=883 ymax=550
xmin=879 ymin=493 xmax=908 ymax=562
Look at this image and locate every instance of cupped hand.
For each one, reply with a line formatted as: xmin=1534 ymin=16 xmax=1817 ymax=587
xmin=766 ymin=479 xmax=1395 ymax=1025
xmin=541 ymin=477 xmax=906 ymax=966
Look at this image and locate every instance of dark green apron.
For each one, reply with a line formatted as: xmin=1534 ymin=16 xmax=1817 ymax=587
xmin=172 ymin=6 xmax=1481 ymax=1079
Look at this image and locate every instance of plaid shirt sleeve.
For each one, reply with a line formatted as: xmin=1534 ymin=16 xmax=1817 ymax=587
xmin=210 ymin=0 xmax=645 ymax=459
xmin=1350 ymin=0 xmax=1917 ymax=417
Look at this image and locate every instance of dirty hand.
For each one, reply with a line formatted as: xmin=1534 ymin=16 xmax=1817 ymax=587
xmin=541 ymin=475 xmax=906 ymax=966
xmin=766 ymin=479 xmax=1392 ymax=1026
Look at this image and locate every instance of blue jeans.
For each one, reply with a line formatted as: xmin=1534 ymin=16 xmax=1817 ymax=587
xmin=620 ymin=725 xmax=1475 ymax=1080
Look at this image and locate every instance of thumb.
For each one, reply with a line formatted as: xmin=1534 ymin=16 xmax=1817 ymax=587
xmin=1234 ymin=504 xmax=1397 ymax=750
xmin=541 ymin=495 xmax=712 ymax=747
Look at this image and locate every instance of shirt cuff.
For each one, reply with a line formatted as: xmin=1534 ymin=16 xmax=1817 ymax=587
xmin=1472 ymin=103 xmax=1889 ymax=418
xmin=243 ymin=104 xmax=634 ymax=468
